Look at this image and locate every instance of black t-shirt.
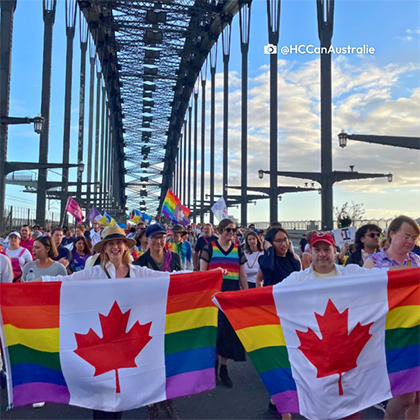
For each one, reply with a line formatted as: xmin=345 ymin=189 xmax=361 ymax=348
xmin=54 ymin=244 xmax=71 ymax=262
xmin=61 ymin=237 xmax=75 ymax=246
xmin=299 ymin=238 xmax=307 ymax=251
xmin=275 ymin=255 xmax=297 ymax=278
xmin=195 ymin=235 xmax=218 ymax=254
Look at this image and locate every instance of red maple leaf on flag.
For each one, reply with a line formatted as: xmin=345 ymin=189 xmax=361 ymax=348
xmin=296 ymin=299 xmax=373 ymax=396
xmin=74 ymin=301 xmax=152 ymax=393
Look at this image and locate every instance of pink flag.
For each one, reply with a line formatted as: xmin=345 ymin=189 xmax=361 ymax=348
xmin=65 ymin=197 xmax=84 ymax=225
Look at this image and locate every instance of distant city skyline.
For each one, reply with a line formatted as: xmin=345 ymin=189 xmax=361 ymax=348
xmin=5 ymin=0 xmax=420 ymax=223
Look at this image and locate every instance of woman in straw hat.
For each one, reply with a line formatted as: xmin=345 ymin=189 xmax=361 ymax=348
xmin=29 ymin=225 xmax=226 ymax=419
xmin=28 ymin=226 xmax=183 ymax=420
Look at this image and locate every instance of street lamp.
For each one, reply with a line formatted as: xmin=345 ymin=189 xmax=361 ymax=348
xmin=387 ymin=173 xmax=393 ymax=183
xmin=258 ymin=169 xmax=264 ymax=179
xmin=338 ymin=130 xmax=348 ymax=148
xmin=33 ymin=115 xmax=45 ymax=134
xmin=0 ymin=114 xmax=45 ymax=134
xmin=78 ymin=161 xmax=85 ymax=176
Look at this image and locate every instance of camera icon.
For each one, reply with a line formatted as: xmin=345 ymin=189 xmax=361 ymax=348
xmin=264 ymin=44 xmax=277 ymax=55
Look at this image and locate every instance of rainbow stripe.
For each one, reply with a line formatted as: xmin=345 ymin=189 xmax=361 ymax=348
xmin=0 ymin=272 xmax=223 ymax=409
xmin=162 ymin=189 xmax=190 ymax=221
xmin=215 ymin=268 xmax=420 ymax=415
xmin=164 ymin=271 xmax=221 ymax=399
xmin=385 ymin=268 xmax=420 ymax=397
xmin=208 ymin=242 xmax=240 ymax=282
xmin=215 ymin=286 xmax=298 ymax=414
xmin=0 ymin=282 xmax=70 ymax=407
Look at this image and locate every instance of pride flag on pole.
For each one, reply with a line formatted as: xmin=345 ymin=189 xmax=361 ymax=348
xmin=213 ymin=268 xmax=420 ymax=420
xmin=65 ymin=197 xmax=84 ymax=225
xmin=0 ymin=271 xmax=222 ymax=411
xmin=97 ymin=211 xmax=117 ymax=227
xmin=162 ymin=189 xmax=190 ymax=227
xmin=131 ymin=210 xmax=152 ymax=226
xmin=87 ymin=207 xmax=102 ymax=224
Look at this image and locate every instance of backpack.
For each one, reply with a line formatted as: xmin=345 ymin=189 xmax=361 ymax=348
xmin=10 ymin=248 xmax=25 ymax=282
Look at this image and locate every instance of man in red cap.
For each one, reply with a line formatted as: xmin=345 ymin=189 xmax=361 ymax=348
xmin=282 ymin=231 xmax=369 ymax=284
xmin=280 ymin=234 xmax=386 ymax=420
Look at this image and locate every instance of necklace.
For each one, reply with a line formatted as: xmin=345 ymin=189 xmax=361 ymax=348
xmin=246 ymin=251 xmax=260 ymax=269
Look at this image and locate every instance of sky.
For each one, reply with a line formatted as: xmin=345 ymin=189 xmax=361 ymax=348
xmin=4 ymin=0 xmax=420 ymax=225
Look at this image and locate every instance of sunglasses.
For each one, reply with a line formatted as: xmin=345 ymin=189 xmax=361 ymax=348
xmin=367 ymin=233 xmax=381 ymax=238
xmin=224 ymin=228 xmax=237 ymax=233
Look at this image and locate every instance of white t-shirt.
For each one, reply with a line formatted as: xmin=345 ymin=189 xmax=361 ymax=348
xmin=5 ymin=247 xmax=33 ymax=269
xmin=244 ymin=251 xmax=264 ymax=284
xmin=0 ymin=253 xmax=13 ymax=283
xmin=281 ymin=263 xmax=376 ymax=285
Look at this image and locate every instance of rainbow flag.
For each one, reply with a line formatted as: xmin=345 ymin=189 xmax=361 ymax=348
xmin=0 ymin=271 xmax=222 ymax=411
xmin=162 ymin=189 xmax=190 ymax=227
xmin=213 ymin=268 xmax=420 ymax=420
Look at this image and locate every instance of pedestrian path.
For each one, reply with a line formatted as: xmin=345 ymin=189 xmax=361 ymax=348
xmin=0 ymin=357 xmax=383 ymax=419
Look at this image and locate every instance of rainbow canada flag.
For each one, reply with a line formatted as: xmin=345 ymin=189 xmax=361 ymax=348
xmin=162 ymin=189 xmax=190 ymax=226
xmin=214 ymin=268 xmax=420 ymax=420
xmin=0 ymin=271 xmax=222 ymax=411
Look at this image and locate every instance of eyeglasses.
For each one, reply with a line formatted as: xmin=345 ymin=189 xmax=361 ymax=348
xmin=273 ymin=238 xmax=289 ymax=244
xmin=224 ymin=228 xmax=237 ymax=233
xmin=396 ymin=232 xmax=418 ymax=243
xmin=150 ymin=236 xmax=166 ymax=242
xmin=367 ymin=233 xmax=381 ymax=238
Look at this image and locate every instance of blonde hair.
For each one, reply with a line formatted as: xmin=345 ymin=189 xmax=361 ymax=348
xmin=100 ymin=243 xmax=132 ymax=269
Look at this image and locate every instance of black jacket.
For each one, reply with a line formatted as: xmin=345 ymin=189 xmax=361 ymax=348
xmin=258 ymin=247 xmax=301 ymax=286
xmin=345 ymin=249 xmax=363 ymax=267
xmin=133 ymin=250 xmax=182 ymax=272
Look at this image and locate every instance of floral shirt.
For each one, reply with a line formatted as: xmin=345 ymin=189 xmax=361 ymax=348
xmin=368 ymin=248 xmax=420 ymax=268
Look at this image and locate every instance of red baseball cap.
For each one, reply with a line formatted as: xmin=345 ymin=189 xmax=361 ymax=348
xmin=310 ymin=232 xmax=336 ymax=247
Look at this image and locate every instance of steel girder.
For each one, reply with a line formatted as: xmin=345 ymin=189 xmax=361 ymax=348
xmin=78 ymin=0 xmax=242 ymax=215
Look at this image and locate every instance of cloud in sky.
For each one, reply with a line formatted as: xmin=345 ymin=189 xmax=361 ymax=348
xmin=192 ymin=52 xmax=419 ymax=220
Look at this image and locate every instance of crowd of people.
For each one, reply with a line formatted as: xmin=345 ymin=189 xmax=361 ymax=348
xmin=0 ymin=214 xmax=419 ymax=420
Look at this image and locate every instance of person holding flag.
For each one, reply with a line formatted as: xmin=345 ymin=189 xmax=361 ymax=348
xmin=28 ymin=226 xmax=181 ymax=419
xmin=28 ymin=225 xmax=227 ymax=419
xmin=363 ymin=215 xmax=420 ymax=420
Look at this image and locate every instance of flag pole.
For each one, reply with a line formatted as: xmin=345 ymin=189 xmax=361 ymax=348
xmin=61 ymin=197 xmax=70 ymax=227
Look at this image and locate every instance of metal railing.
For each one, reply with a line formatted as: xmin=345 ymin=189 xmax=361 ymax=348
xmin=1 ymin=206 xmax=61 ymax=235
xmin=254 ymin=219 xmax=394 ymax=231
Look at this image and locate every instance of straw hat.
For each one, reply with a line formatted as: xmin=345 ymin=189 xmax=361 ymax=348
xmin=93 ymin=226 xmax=136 ymax=253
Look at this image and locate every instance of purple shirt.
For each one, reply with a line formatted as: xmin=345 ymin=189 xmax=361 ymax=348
xmin=368 ymin=248 xmax=420 ymax=268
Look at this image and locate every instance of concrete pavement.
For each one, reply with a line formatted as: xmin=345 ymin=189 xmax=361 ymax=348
xmin=1 ymin=358 xmax=385 ymax=420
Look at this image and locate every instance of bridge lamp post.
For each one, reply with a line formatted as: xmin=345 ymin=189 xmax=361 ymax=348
xmin=0 ymin=114 xmax=45 ymax=134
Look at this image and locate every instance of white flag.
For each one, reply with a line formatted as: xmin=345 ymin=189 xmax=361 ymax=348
xmin=211 ymin=197 xmax=229 ymax=221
